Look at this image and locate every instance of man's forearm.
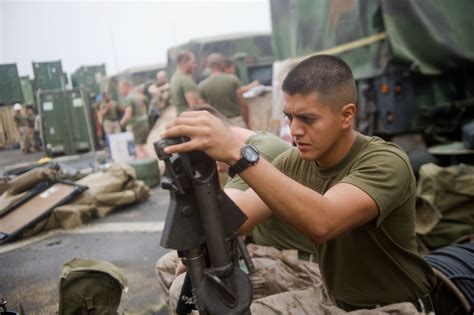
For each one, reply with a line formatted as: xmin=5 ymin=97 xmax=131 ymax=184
xmin=237 ymin=158 xmax=335 ymax=244
xmin=120 ymin=110 xmax=132 ymax=127
xmin=120 ymin=119 xmax=128 ymax=127
xmin=185 ymin=92 xmax=202 ymax=108
xmin=240 ymin=80 xmax=259 ymax=94
xmin=236 ymin=158 xmax=378 ymax=244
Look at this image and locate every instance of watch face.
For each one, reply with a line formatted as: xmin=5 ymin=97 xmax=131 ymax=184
xmin=242 ymin=145 xmax=259 ymax=163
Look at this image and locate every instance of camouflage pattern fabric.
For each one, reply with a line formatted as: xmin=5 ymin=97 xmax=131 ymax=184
xmin=381 ymin=0 xmax=474 ymax=75
xmin=155 ymin=244 xmax=322 ymax=313
xmin=270 ymin=0 xmax=388 ymax=79
xmin=156 ymin=245 xmax=421 ymax=314
xmin=250 ymin=286 xmax=419 ymax=315
xmin=102 ymin=119 xmax=121 ymax=135
xmin=269 ymin=0 xmax=474 ymax=143
xmin=270 ymin=0 xmax=474 ymax=75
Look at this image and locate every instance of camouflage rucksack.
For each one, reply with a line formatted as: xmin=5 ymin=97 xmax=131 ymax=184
xmin=58 ymin=257 xmax=128 ymax=315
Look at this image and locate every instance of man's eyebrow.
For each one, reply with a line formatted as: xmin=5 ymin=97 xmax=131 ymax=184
xmin=293 ymin=112 xmax=317 ymax=119
xmin=283 ymin=110 xmax=316 ymax=117
xmin=283 ymin=107 xmax=318 ymax=117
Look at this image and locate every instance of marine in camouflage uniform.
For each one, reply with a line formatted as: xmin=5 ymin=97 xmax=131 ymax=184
xmin=198 ymin=53 xmax=250 ymax=128
xmin=156 ymin=105 xmax=322 ymax=312
xmin=147 ymin=71 xmax=171 ymax=128
xmin=169 ymin=50 xmax=201 ymax=114
xmin=119 ymin=80 xmax=150 ymax=159
xmin=160 ymin=55 xmax=437 ymax=314
xmin=25 ymin=106 xmax=37 ymax=152
xmin=98 ymin=93 xmax=121 ymax=136
xmin=148 ymin=70 xmax=171 ymax=111
xmin=13 ymin=104 xmax=31 ymax=153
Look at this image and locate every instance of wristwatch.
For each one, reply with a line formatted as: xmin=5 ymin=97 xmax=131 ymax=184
xmin=228 ymin=144 xmax=260 ymax=178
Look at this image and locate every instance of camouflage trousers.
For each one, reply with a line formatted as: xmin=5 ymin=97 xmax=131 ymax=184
xmin=155 ymin=244 xmax=420 ymax=314
xmin=156 ymin=244 xmax=322 ymax=313
xmin=102 ymin=119 xmax=121 ymax=135
xmin=18 ymin=126 xmax=32 ymax=152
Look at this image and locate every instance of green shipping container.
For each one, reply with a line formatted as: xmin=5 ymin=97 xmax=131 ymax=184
xmin=71 ymin=64 xmax=106 ymax=98
xmin=33 ymin=60 xmax=67 ymax=91
xmin=38 ymin=88 xmax=96 ymax=156
xmin=19 ymin=76 xmax=36 ymax=107
xmin=0 ymin=63 xmax=23 ymax=105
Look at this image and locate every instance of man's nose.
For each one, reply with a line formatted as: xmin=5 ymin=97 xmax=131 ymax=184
xmin=289 ymin=119 xmax=304 ymax=137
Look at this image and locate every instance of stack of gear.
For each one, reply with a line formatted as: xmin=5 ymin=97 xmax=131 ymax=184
xmin=415 ymin=163 xmax=474 ymax=253
xmin=0 ymin=165 xmax=86 ymax=244
xmin=0 ymin=166 xmax=61 ymax=213
xmin=28 ymin=163 xmax=150 ymax=234
xmin=0 ymin=163 xmax=150 ymax=243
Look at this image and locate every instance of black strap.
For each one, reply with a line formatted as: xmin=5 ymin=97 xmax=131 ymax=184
xmin=176 ymin=272 xmax=196 ymax=315
xmin=228 ymin=158 xmax=247 ymax=178
xmin=415 ymin=293 xmax=435 ymax=313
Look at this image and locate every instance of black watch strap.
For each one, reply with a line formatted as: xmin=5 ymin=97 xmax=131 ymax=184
xmin=228 ymin=144 xmax=260 ymax=178
xmin=228 ymin=159 xmax=249 ymax=178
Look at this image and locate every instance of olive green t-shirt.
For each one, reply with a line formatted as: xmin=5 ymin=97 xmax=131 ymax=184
xmin=14 ymin=114 xmax=27 ymax=127
xmin=225 ymin=132 xmax=317 ymax=256
xmin=198 ymin=73 xmax=242 ymax=119
xmin=170 ymin=72 xmax=198 ymax=114
xmin=272 ymin=132 xmax=436 ymax=307
xmin=26 ymin=113 xmax=35 ymax=128
xmin=122 ymin=92 xmax=148 ymax=125
xmin=99 ymin=100 xmax=119 ymax=121
xmin=225 ymin=132 xmax=290 ymax=190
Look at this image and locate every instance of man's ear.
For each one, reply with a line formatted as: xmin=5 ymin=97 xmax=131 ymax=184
xmin=340 ymin=103 xmax=356 ymax=128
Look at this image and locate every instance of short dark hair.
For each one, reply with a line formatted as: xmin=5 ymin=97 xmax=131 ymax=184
xmin=223 ymin=59 xmax=234 ymax=68
xmin=282 ymin=54 xmax=357 ymax=110
xmin=206 ymin=53 xmax=224 ymax=70
xmin=177 ymin=50 xmax=194 ymax=65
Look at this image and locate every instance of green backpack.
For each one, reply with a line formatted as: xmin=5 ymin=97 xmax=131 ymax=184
xmin=58 ymin=257 xmax=128 ymax=315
